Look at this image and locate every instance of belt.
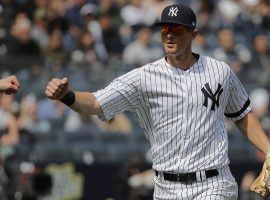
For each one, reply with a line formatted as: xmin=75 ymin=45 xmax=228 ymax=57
xmin=154 ymin=169 xmax=219 ymax=183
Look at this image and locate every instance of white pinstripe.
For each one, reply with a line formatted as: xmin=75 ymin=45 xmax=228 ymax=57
xmin=94 ymin=55 xmax=251 ymax=199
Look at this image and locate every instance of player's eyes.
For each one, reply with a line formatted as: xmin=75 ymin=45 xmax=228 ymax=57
xmin=160 ymin=25 xmax=186 ymax=34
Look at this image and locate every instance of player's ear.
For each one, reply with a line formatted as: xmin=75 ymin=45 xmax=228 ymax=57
xmin=191 ymin=29 xmax=198 ymax=40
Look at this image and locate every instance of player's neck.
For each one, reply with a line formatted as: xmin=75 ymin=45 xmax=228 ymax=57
xmin=166 ymin=52 xmax=197 ymax=70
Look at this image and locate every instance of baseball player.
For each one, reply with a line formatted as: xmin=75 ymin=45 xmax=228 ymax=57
xmin=45 ymin=4 xmax=270 ymax=200
xmin=0 ymin=75 xmax=20 ymax=94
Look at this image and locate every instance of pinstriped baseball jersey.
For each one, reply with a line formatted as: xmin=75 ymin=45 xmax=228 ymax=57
xmin=94 ymin=54 xmax=251 ymax=173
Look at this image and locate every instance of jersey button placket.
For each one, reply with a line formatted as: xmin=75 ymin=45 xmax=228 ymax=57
xmin=182 ymin=71 xmax=190 ymax=139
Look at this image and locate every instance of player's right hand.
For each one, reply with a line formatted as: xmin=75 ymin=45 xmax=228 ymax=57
xmin=45 ymin=77 xmax=69 ymax=100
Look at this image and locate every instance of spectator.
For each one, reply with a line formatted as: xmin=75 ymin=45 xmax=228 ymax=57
xmin=0 ymin=92 xmax=19 ymax=114
xmin=63 ymin=111 xmax=100 ymax=135
xmin=46 ymin=0 xmax=70 ymax=34
xmin=239 ymin=171 xmax=264 ymax=200
xmin=37 ymin=98 xmax=69 ymax=121
xmin=0 ymin=5 xmax=8 ymax=57
xmin=0 ymin=93 xmax=19 ymax=200
xmin=1 ymin=1 xmax=16 ymax=31
xmin=0 ymin=94 xmax=19 ymax=162
xmin=122 ymin=26 xmax=163 ymax=68
xmin=6 ymin=13 xmax=42 ymax=69
xmin=31 ymin=2 xmax=49 ymax=48
xmin=64 ymin=0 xmax=86 ymax=28
xmin=43 ymin=28 xmax=70 ymax=75
xmin=99 ymin=0 xmax=116 ymax=13
xmin=18 ymin=93 xmax=51 ymax=134
xmin=120 ymin=0 xmax=158 ymax=26
xmin=142 ymin=0 xmax=174 ymax=23
xmin=257 ymin=0 xmax=270 ymax=30
xmin=75 ymin=29 xmax=102 ymax=64
xmin=212 ymin=28 xmax=251 ymax=75
xmin=194 ymin=0 xmax=215 ymax=31
xmin=216 ymin=0 xmax=242 ymax=28
xmin=80 ymin=3 xmax=108 ymax=62
xmin=99 ymin=0 xmax=122 ymax=26
xmin=99 ymin=13 xmax=124 ymax=57
xmin=117 ymin=156 xmax=153 ymax=200
xmin=248 ymin=34 xmax=270 ymax=86
xmin=192 ymin=30 xmax=210 ymax=56
xmin=249 ymin=88 xmax=270 ymax=122
xmin=69 ymin=29 xmax=105 ymax=90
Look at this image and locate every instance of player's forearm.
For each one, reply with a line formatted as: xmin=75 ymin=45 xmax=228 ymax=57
xmin=235 ymin=112 xmax=270 ymax=156
xmin=46 ymin=78 xmax=101 ymax=116
xmin=69 ymin=91 xmax=101 ymax=116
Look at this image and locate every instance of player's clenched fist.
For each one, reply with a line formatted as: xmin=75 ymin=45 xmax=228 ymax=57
xmin=45 ymin=77 xmax=69 ymax=100
xmin=0 ymin=75 xmax=20 ymax=94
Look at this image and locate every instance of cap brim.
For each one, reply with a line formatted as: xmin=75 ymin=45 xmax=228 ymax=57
xmin=154 ymin=21 xmax=178 ymax=26
xmin=154 ymin=21 xmax=193 ymax=29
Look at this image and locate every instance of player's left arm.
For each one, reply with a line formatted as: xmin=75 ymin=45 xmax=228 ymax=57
xmin=236 ymin=111 xmax=270 ymax=197
xmin=226 ymin=67 xmax=270 ymax=196
xmin=225 ymin=68 xmax=270 ymax=154
xmin=235 ymin=111 xmax=270 ymax=156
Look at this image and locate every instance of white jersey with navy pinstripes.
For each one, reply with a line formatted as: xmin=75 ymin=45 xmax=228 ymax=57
xmin=94 ymin=55 xmax=251 ymax=173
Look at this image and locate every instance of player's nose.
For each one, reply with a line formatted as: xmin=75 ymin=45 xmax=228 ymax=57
xmin=165 ymin=32 xmax=175 ymax=41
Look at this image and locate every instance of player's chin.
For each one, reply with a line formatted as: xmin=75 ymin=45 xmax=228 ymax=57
xmin=164 ymin=45 xmax=177 ymax=52
xmin=164 ymin=48 xmax=178 ymax=55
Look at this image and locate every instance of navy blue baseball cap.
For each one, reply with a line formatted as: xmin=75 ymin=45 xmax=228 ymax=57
xmin=154 ymin=4 xmax=197 ymax=29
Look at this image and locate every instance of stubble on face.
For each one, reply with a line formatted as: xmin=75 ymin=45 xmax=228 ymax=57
xmin=162 ymin=31 xmax=192 ymax=58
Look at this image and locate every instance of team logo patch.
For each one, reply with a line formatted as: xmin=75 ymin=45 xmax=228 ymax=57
xmin=201 ymin=83 xmax=223 ymax=111
xmin=168 ymin=7 xmax=179 ymax=17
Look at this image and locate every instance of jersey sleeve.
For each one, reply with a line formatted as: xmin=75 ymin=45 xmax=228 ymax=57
xmin=93 ymin=68 xmax=142 ymax=121
xmin=224 ymin=70 xmax=252 ymax=121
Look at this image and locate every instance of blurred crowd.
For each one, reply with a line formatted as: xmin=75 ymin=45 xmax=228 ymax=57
xmin=0 ymin=0 xmax=270 ymax=199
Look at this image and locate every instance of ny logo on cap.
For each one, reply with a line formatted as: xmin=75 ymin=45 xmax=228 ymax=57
xmin=168 ymin=7 xmax=179 ymax=17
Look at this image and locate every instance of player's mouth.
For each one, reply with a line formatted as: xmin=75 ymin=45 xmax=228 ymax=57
xmin=165 ymin=41 xmax=175 ymax=48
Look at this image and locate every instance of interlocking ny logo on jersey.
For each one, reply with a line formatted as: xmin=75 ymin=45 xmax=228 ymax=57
xmin=201 ymin=83 xmax=223 ymax=111
xmin=168 ymin=7 xmax=179 ymax=17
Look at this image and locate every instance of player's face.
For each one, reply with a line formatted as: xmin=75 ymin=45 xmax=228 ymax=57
xmin=161 ymin=24 xmax=196 ymax=56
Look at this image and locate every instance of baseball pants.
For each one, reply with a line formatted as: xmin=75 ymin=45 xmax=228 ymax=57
xmin=153 ymin=165 xmax=238 ymax=200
